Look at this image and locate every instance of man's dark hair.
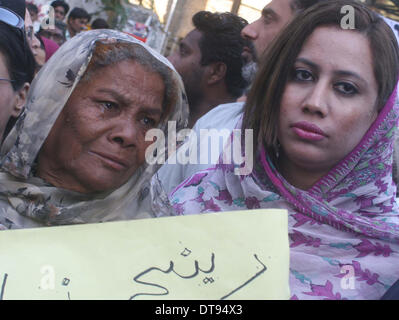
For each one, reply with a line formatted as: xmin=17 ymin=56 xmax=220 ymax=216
xmin=68 ymin=7 xmax=91 ymax=22
xmin=192 ymin=11 xmax=249 ymax=98
xmin=51 ymin=0 xmax=70 ymax=15
xmin=91 ymin=18 xmax=109 ymax=30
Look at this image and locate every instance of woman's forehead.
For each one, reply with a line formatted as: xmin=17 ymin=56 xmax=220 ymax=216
xmin=297 ymin=26 xmax=374 ymax=79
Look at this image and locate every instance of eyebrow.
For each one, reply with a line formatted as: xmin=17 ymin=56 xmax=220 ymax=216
xmin=262 ymin=8 xmax=278 ymax=20
xmin=96 ymin=88 xmax=163 ymax=115
xmin=295 ymin=57 xmax=368 ymax=86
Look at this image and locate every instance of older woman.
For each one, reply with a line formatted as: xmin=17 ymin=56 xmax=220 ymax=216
xmin=0 ymin=29 xmax=188 ymax=229
xmin=167 ymin=0 xmax=399 ymax=299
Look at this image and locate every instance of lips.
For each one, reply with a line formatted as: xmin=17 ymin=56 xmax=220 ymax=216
xmin=89 ymin=151 xmax=129 ymax=171
xmin=291 ymin=121 xmax=327 ymax=141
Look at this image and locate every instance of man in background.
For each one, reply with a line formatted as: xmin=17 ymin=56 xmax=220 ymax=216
xmin=66 ymin=7 xmax=90 ymax=40
xmin=51 ymin=0 xmax=69 ymax=22
xmin=240 ymin=0 xmax=318 ymax=93
xmin=167 ymin=11 xmax=250 ymax=128
xmin=154 ymin=0 xmax=321 ymax=198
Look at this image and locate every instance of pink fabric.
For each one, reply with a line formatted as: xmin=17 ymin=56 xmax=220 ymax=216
xmin=169 ymin=85 xmax=399 ymax=299
xmin=41 ymin=36 xmax=59 ymax=62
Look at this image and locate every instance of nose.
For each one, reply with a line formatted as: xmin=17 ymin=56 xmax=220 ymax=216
xmin=302 ymin=81 xmax=329 ymax=118
xmin=108 ymin=119 xmax=139 ymax=148
xmin=241 ymin=21 xmax=258 ymax=40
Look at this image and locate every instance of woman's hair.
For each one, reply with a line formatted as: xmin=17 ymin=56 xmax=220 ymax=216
xmin=242 ymin=0 xmax=399 ymax=157
xmin=0 ymin=22 xmax=35 ymax=90
xmin=80 ymin=41 xmax=177 ymax=120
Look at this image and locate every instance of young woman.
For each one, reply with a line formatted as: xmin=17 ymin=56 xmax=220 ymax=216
xmin=167 ymin=0 xmax=399 ymax=299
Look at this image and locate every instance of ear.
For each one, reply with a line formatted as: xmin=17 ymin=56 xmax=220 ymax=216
xmin=206 ymin=62 xmax=227 ymax=85
xmin=12 ymin=83 xmax=30 ymax=117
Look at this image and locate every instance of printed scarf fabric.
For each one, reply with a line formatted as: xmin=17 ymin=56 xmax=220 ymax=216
xmin=169 ymin=87 xmax=399 ymax=299
xmin=0 ymin=29 xmax=188 ymax=229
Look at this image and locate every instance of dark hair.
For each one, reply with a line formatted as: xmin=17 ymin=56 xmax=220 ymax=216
xmin=243 ymin=0 xmax=399 ymax=157
xmin=51 ymin=0 xmax=70 ymax=15
xmin=290 ymin=0 xmax=326 ymax=12
xmin=91 ymin=18 xmax=109 ymax=30
xmin=27 ymin=3 xmax=38 ymax=15
xmin=192 ymin=11 xmax=249 ymax=98
xmin=68 ymin=7 xmax=91 ymax=22
xmin=0 ymin=22 xmax=35 ymax=90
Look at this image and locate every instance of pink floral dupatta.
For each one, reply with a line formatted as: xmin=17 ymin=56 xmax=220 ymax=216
xmin=169 ymin=86 xmax=399 ymax=299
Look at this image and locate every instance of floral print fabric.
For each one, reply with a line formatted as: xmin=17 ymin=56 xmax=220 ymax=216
xmin=169 ymin=85 xmax=399 ymax=299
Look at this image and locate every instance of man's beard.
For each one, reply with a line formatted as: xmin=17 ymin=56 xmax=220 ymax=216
xmin=241 ymin=61 xmax=258 ymax=92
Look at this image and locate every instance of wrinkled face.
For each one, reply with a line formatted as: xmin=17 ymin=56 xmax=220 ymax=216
xmin=39 ymin=27 xmax=65 ymax=46
xmin=278 ymin=26 xmax=378 ymax=175
xmin=37 ymin=59 xmax=165 ymax=194
xmin=0 ymin=52 xmax=19 ymax=141
xmin=241 ymin=0 xmax=294 ymax=62
xmin=68 ymin=17 xmax=88 ymax=34
xmin=54 ymin=6 xmax=66 ymax=21
xmin=167 ymin=29 xmax=205 ymax=106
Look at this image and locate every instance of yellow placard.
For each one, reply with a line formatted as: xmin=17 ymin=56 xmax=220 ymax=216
xmin=0 ymin=209 xmax=289 ymax=300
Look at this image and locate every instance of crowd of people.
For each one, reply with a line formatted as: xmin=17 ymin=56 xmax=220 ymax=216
xmin=0 ymin=0 xmax=398 ymax=300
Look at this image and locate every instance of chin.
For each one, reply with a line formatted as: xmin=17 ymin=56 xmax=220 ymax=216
xmin=75 ymin=175 xmax=124 ymax=194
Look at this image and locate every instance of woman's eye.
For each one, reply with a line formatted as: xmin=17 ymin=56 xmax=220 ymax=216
xmin=294 ymin=69 xmax=313 ymax=81
xmin=335 ymin=82 xmax=358 ymax=95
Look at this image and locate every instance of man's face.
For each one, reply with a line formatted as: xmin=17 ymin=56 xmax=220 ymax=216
xmin=54 ymin=6 xmax=66 ymax=21
xmin=39 ymin=27 xmax=66 ymax=46
xmin=241 ymin=0 xmax=295 ymax=62
xmin=167 ymin=29 xmax=205 ymax=107
xmin=68 ymin=17 xmax=88 ymax=34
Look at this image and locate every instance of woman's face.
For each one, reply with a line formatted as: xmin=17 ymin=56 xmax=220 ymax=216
xmin=37 ymin=59 xmax=165 ymax=194
xmin=278 ymin=26 xmax=378 ymax=175
xmin=0 ymin=52 xmax=23 ymax=141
